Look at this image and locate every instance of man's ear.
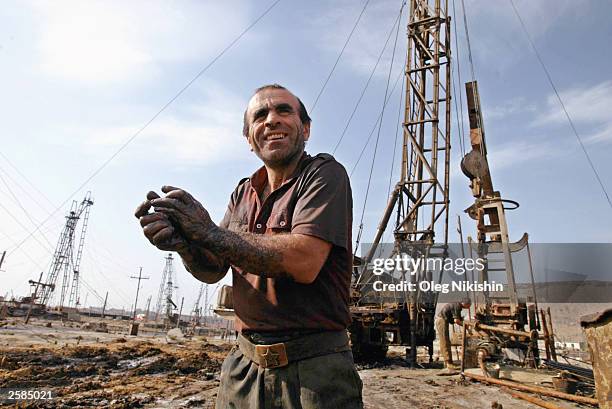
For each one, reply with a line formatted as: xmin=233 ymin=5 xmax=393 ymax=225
xmin=303 ymin=122 xmax=311 ymax=141
xmin=245 ymin=133 xmax=254 ymax=151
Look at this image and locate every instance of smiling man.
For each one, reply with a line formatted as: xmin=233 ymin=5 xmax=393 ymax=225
xmin=135 ymin=84 xmax=361 ymax=408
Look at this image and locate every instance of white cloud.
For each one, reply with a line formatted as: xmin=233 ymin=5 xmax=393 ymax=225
xmin=29 ymin=1 xmax=250 ymax=84
xmin=439 ymin=0 xmax=591 ymax=76
xmin=535 ymin=81 xmax=612 ymax=124
xmin=83 ymin=82 xmax=250 ymax=165
xmin=534 ymin=80 xmax=612 ymax=144
xmin=486 ymin=97 xmax=536 ymax=120
xmin=486 ymin=140 xmax=564 ymax=170
xmin=308 ymin=1 xmax=588 ymax=79
xmin=584 ymin=122 xmax=612 ymax=144
xmin=307 ymin=0 xmax=406 ymax=78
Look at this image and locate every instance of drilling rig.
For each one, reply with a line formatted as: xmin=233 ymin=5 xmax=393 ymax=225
xmin=38 ymin=192 xmax=94 ymax=312
xmin=154 ymin=253 xmax=177 ymax=323
xmin=349 ymin=0 xmax=452 ymax=364
xmin=460 ymin=81 xmax=541 ymax=372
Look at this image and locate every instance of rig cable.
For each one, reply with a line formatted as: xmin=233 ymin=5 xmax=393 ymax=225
xmin=332 ymin=6 xmax=405 ymax=154
xmin=354 ymin=1 xmax=405 ymax=253
xmin=509 ymin=0 xmax=612 ymax=210
xmin=310 ymin=0 xmax=371 ymax=114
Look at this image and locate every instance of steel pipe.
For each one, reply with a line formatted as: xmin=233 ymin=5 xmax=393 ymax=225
xmin=464 ymin=372 xmax=599 ymax=406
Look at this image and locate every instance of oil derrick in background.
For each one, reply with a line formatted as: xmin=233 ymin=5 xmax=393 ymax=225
xmin=39 ymin=192 xmax=94 ymax=309
xmin=190 ymin=283 xmax=206 ymax=326
xmin=460 ymin=81 xmax=541 ymax=369
xmin=154 ymin=254 xmax=176 ymax=321
xmin=351 ymin=0 xmax=451 ymax=364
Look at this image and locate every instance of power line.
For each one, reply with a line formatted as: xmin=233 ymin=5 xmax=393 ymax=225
xmin=6 ymin=0 xmax=282 ymax=257
xmin=310 ymin=0 xmax=371 ymax=114
xmin=509 ymin=0 xmax=612 ymax=210
xmin=354 ymin=2 xmax=405 ymax=251
xmin=0 ymin=152 xmax=57 ymax=211
xmin=451 ymin=0 xmax=467 ymax=157
xmin=460 ymin=0 xmax=486 ymax=154
xmin=332 ymin=7 xmax=404 ymax=154
xmin=0 ymin=194 xmax=54 ymax=255
xmin=386 ymin=53 xmax=406 ymax=198
xmin=0 ymin=168 xmax=55 ymax=250
xmin=349 ymin=66 xmax=405 ymax=177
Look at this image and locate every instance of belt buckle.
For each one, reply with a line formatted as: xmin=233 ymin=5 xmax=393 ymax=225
xmin=255 ymin=342 xmax=289 ymax=369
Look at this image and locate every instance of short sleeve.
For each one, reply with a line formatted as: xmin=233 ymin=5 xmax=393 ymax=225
xmin=220 ymin=177 xmax=249 ymax=229
xmin=219 ymin=203 xmax=232 ymax=229
xmin=290 ymin=160 xmax=352 ymax=249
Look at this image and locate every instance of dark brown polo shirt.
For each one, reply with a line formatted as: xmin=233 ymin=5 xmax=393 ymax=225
xmin=219 ymin=153 xmax=353 ymax=333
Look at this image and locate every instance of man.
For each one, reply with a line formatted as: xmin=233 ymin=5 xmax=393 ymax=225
xmin=135 ymin=84 xmax=362 ymax=409
xmin=435 ymin=298 xmax=471 ymax=369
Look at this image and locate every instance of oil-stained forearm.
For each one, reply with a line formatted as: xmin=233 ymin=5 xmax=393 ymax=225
xmin=197 ymin=227 xmax=287 ymax=278
xmin=178 ymin=245 xmax=229 ymax=283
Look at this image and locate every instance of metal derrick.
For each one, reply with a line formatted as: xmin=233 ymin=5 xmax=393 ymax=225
xmin=350 ymin=0 xmax=451 ymax=364
xmin=39 ymin=192 xmax=94 ymax=309
xmin=459 ymin=80 xmax=543 ymax=371
xmin=350 ymin=0 xmax=541 ymax=368
xmin=155 ymin=253 xmax=177 ymax=321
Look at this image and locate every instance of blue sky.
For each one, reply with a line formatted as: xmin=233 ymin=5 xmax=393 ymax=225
xmin=1 ymin=0 xmax=610 ymax=312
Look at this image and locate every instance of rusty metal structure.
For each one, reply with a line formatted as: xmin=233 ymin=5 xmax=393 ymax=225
xmin=154 ymin=253 xmax=177 ymax=322
xmin=459 ymin=81 xmax=541 ymax=370
xmin=39 ymin=192 xmax=94 ymax=309
xmin=350 ymin=0 xmax=451 ymax=363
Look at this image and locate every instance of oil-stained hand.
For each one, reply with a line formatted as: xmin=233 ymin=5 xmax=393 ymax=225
xmin=135 ymin=191 xmax=189 ymax=251
xmin=149 ymin=185 xmax=217 ymax=244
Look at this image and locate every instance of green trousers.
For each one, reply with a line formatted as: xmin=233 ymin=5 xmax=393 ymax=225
xmin=215 ymin=345 xmax=363 ymax=409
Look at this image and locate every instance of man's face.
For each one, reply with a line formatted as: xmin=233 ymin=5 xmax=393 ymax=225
xmin=245 ymin=88 xmax=310 ymax=168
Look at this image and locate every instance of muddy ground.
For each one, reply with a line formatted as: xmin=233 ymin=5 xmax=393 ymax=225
xmin=0 ymin=319 xmax=594 ymax=409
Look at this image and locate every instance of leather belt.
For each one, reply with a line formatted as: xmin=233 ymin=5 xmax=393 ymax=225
xmin=237 ymin=330 xmax=350 ymax=369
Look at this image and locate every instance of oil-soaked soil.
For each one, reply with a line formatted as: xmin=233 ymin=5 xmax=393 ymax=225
xmin=0 ymin=320 xmax=592 ymax=409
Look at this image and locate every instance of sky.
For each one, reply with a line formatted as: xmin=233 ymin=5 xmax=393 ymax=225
xmin=1 ymin=0 xmax=611 ymax=314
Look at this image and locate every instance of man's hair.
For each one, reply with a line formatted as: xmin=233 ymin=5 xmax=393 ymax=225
xmin=242 ymin=84 xmax=311 ymax=137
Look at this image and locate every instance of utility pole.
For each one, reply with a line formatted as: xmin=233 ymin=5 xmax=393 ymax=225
xmin=130 ymin=267 xmax=149 ymax=319
xmin=176 ymin=296 xmax=184 ymax=328
xmin=144 ymin=295 xmax=152 ymax=321
xmin=101 ymin=291 xmax=108 ymax=318
xmin=0 ymin=251 xmax=6 ymax=272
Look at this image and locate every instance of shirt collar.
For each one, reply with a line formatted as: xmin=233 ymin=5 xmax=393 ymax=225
xmin=249 ymin=152 xmax=312 ymax=195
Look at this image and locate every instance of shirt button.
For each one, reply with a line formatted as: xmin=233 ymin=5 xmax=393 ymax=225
xmin=279 ymin=221 xmax=286 ymax=227
xmin=256 ymin=223 xmax=262 ymax=229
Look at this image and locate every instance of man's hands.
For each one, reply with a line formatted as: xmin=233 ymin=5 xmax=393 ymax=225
xmin=135 ymin=185 xmax=331 ymax=284
xmin=135 ymin=190 xmax=188 ymax=252
xmin=135 ymin=186 xmax=218 ymax=249
xmin=148 ymin=185 xmax=218 ymax=246
xmin=135 ymin=186 xmax=228 ymax=284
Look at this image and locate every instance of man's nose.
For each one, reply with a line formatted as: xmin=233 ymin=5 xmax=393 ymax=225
xmin=264 ymin=110 xmax=281 ymax=127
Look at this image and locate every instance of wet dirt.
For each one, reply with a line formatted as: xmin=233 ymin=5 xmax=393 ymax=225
xmin=0 ymin=321 xmax=591 ymax=408
xmin=0 ymin=335 xmax=230 ymax=408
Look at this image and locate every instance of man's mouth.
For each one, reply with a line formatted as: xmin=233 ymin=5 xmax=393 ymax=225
xmin=265 ymin=132 xmax=287 ymax=141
